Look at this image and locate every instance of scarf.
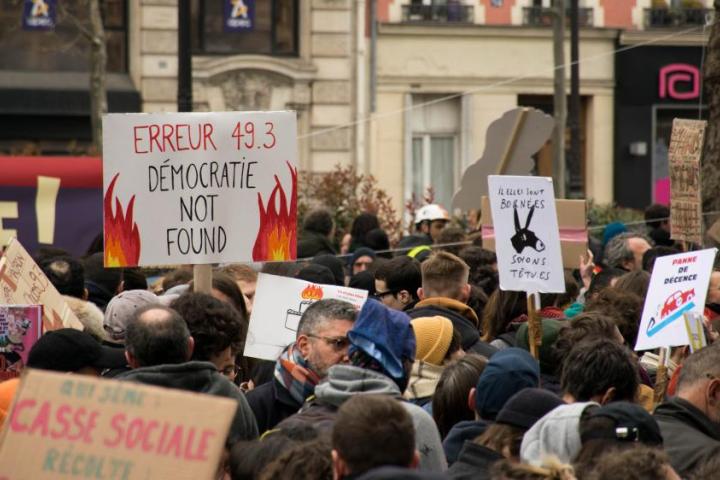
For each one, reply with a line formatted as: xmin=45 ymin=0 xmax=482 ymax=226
xmin=274 ymin=344 xmax=321 ymax=405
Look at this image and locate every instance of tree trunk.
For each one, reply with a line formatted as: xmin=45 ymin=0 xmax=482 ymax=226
xmin=88 ymin=0 xmax=107 ymax=155
xmin=702 ymin=1 xmax=720 ymax=228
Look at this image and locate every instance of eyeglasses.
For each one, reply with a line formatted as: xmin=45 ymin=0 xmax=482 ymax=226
xmin=373 ymin=290 xmax=397 ymax=301
xmin=219 ymin=364 xmax=242 ymax=380
xmin=307 ymin=334 xmax=350 ymax=351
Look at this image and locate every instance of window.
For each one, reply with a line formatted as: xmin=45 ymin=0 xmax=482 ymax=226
xmin=408 ymin=95 xmax=460 ymax=210
xmin=0 ymin=0 xmax=128 ymax=72
xmin=191 ymin=0 xmax=298 ymax=56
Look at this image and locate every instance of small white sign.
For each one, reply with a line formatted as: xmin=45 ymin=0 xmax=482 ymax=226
xmin=635 ymin=248 xmax=717 ymax=351
xmin=244 ymin=273 xmax=368 ymax=360
xmin=488 ymin=175 xmax=565 ymax=294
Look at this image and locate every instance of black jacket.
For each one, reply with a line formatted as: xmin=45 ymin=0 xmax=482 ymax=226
xmin=654 ymin=397 xmax=720 ymax=476
xmin=442 ymin=420 xmax=489 ymax=465
xmin=448 ymin=441 xmax=504 ymax=480
xmin=298 ymin=231 xmax=336 ymax=258
xmin=245 ymin=378 xmax=302 ymax=434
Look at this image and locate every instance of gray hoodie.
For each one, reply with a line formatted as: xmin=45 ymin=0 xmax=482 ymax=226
xmin=520 ymin=401 xmax=598 ymax=465
xmin=118 ymin=361 xmax=259 ymax=444
xmin=290 ymin=364 xmax=447 ymax=472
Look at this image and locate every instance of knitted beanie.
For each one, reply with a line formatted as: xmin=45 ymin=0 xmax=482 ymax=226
xmin=411 ymin=316 xmax=454 ymax=366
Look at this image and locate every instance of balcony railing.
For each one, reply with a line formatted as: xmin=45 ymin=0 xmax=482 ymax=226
xmin=401 ymin=5 xmax=474 ymax=23
xmin=522 ymin=7 xmax=594 ymax=27
xmin=644 ymin=8 xmax=711 ymax=28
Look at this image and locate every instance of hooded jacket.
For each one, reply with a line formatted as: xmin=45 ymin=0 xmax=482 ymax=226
xmin=298 ymin=230 xmax=336 ymax=258
xmin=277 ymin=364 xmax=447 ymax=472
xmin=447 ymin=441 xmax=504 ymax=480
xmin=118 ymin=361 xmax=258 ymax=443
xmin=654 ymin=397 xmax=720 ymax=476
xmin=443 ymin=420 xmax=489 ymax=465
xmin=520 ymin=401 xmax=598 ymax=465
xmin=408 ymin=298 xmax=497 ymax=359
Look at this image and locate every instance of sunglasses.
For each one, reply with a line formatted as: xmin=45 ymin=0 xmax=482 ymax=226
xmin=307 ymin=334 xmax=350 ymax=351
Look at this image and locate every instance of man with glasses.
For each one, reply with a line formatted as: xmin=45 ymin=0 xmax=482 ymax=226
xmin=374 ymin=256 xmax=422 ymax=312
xmin=246 ymin=299 xmax=356 ymax=434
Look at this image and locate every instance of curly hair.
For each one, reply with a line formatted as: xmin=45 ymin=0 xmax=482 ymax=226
xmin=587 ymin=445 xmax=672 ymax=480
xmin=553 ymin=312 xmax=619 ymax=370
xmin=258 ymin=438 xmax=332 ymax=480
xmin=170 ymin=292 xmax=245 ymax=360
xmin=584 ymin=288 xmax=643 ymax=347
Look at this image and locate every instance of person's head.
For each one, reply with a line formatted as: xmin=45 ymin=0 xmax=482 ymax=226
xmin=350 ymin=247 xmax=377 ymax=276
xmin=27 ymin=328 xmax=126 ymax=375
xmin=708 ymin=271 xmax=720 ymax=305
xmin=437 ymin=226 xmax=467 ymax=256
xmin=414 ymin=204 xmax=450 ymax=243
xmin=411 ymin=316 xmax=463 ymax=366
xmin=561 ymin=339 xmax=639 ymax=404
xmin=491 ymin=458 xmax=576 ymax=480
xmin=642 ymin=246 xmax=681 ymax=273
xmin=103 ymin=289 xmax=160 ymax=344
xmin=296 ymin=299 xmax=357 ymax=378
xmin=432 ymin=353 xmax=488 ymax=438
xmin=585 ymin=267 xmax=625 ymax=301
xmin=161 ymin=268 xmax=193 ymax=293
xmin=419 ymin=251 xmax=471 ymax=302
xmin=230 ymin=435 xmax=299 ymax=480
xmin=332 ymin=395 xmax=418 ymax=478
xmin=481 ymin=290 xmax=528 ymax=342
xmin=374 ymin=256 xmax=422 ymax=310
xmin=218 ymin=264 xmax=258 ymax=310
xmin=261 ymin=261 xmax=302 ymax=278
xmin=459 ymin=246 xmax=498 ymax=296
xmin=124 ymin=306 xmax=193 ymax=368
xmin=645 ymin=204 xmax=670 ymax=231
xmin=312 ymin=254 xmax=346 ymax=286
xmin=350 ymin=212 xmax=380 ymax=246
xmin=515 ymin=319 xmax=564 ymax=375
xmin=297 ymin=264 xmax=336 ymax=285
xmin=472 ymin=348 xmax=540 ymax=421
xmin=587 ymin=445 xmax=679 ymax=480
xmin=259 ymin=438 xmax=333 ymax=480
xmin=604 ymin=233 xmax=652 ymax=271
xmin=553 ymin=312 xmax=624 ymax=370
xmin=170 ymin=292 xmax=244 ymax=380
xmin=676 ymin=343 xmax=720 ymax=422
xmin=83 ymin=252 xmax=124 ymax=298
xmin=584 ymin=288 xmax=643 ymax=347
xmin=304 ymin=208 xmax=335 ymax=239
xmin=613 ymin=270 xmax=650 ymax=299
xmin=39 ymin=255 xmax=85 ymax=299
xmin=365 ymin=228 xmax=390 ymax=255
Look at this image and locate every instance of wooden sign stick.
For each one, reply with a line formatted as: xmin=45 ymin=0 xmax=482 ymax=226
xmin=526 ymin=292 xmax=542 ymax=360
xmin=653 ymin=346 xmax=670 ymax=406
xmin=194 ymin=264 xmax=213 ymax=294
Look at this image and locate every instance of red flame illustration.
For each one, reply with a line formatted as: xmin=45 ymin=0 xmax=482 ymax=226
xmin=301 ymin=284 xmax=324 ymax=301
xmin=104 ymin=173 xmax=141 ymax=267
xmin=253 ymin=162 xmax=298 ymax=261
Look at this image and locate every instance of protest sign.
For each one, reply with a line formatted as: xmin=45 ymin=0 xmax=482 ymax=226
xmin=669 ymin=118 xmax=706 ymax=244
xmin=0 ymin=238 xmax=83 ymax=331
xmin=635 ymin=248 xmax=716 ymax=351
xmin=102 ymin=111 xmax=297 ymax=267
xmin=0 ymin=305 xmax=42 ymax=382
xmin=487 ymin=175 xmax=565 ymax=294
xmin=244 ymin=273 xmax=368 ymax=360
xmin=481 ymin=196 xmax=586 ymax=269
xmin=683 ymin=311 xmax=707 ymax=353
xmin=0 ymin=369 xmax=235 ymax=480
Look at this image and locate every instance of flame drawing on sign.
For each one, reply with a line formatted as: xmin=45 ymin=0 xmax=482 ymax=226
xmin=252 ymin=162 xmax=297 ymax=261
xmin=301 ymin=284 xmax=324 ymax=301
xmin=104 ymin=173 xmax=141 ymax=267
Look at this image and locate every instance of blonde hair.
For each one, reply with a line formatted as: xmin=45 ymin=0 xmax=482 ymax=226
xmin=492 ymin=457 xmax=576 ymax=480
xmin=421 ymin=251 xmax=469 ymax=299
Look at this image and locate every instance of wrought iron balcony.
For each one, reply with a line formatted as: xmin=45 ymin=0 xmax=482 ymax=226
xmin=644 ymin=8 xmax=711 ymax=28
xmin=522 ymin=6 xmax=594 ymax=27
xmin=401 ymin=4 xmax=474 ymax=23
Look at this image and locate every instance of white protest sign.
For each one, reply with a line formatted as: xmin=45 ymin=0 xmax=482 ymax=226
xmin=635 ymin=248 xmax=716 ymax=351
xmin=683 ymin=311 xmax=708 ymax=353
xmin=245 ymin=273 xmax=368 ymax=360
xmin=488 ymin=175 xmax=565 ymax=293
xmin=102 ymin=111 xmax=297 ymax=267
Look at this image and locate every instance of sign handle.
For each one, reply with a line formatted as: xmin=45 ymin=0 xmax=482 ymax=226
xmin=653 ymin=346 xmax=670 ymax=406
xmin=526 ymin=292 xmax=542 ymax=360
xmin=194 ymin=264 xmax=213 ymax=294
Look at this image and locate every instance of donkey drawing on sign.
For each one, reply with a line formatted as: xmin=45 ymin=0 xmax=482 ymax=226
xmin=511 ymin=206 xmax=545 ymax=254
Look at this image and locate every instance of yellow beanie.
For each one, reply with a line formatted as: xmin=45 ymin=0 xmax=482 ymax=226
xmin=411 ymin=316 xmax=454 ymax=366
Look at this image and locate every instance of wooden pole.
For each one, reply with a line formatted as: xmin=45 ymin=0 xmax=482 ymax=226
xmin=527 ymin=292 xmax=542 ymax=360
xmin=653 ymin=347 xmax=669 ymax=406
xmin=193 ymin=264 xmax=213 ymax=294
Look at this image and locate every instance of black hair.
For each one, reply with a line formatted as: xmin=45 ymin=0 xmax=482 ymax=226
xmin=586 ymin=267 xmax=625 ymax=299
xmin=644 ymin=204 xmax=670 ymax=229
xmin=642 ymin=246 xmax=681 ymax=273
xmin=303 ymin=209 xmax=334 ymax=236
xmin=350 ymin=213 xmax=380 ymax=246
xmin=126 ymin=306 xmax=190 ymax=367
xmin=374 ymin=256 xmax=422 ymax=300
xmin=122 ymin=268 xmax=148 ymax=291
xmin=83 ymin=252 xmax=123 ymax=295
xmin=365 ymin=228 xmax=390 ymax=256
xmin=39 ymin=255 xmax=85 ymax=299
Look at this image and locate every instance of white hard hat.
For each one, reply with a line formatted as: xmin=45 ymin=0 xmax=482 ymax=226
xmin=414 ymin=204 xmax=450 ymax=224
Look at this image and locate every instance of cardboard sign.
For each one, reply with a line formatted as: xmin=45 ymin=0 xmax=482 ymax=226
xmin=669 ymin=118 xmax=706 ymax=244
xmin=245 ymin=273 xmax=368 ymax=360
xmin=481 ymin=196 xmax=586 ymax=269
xmin=0 ymin=305 xmax=42 ymax=382
xmin=683 ymin=311 xmax=707 ymax=353
xmin=488 ymin=176 xmax=565 ymax=294
xmin=453 ymin=108 xmax=554 ymax=210
xmin=0 ymin=369 xmax=235 ymax=479
xmin=224 ymin=0 xmax=255 ymax=31
xmin=102 ymin=111 xmax=298 ymax=267
xmin=0 ymin=238 xmax=83 ymax=332
xmin=635 ymin=248 xmax=716 ymax=351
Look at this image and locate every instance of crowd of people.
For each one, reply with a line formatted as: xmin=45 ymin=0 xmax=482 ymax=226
xmin=2 ymin=201 xmax=720 ymax=479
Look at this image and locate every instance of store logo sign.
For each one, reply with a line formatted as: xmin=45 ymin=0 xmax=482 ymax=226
xmin=659 ymin=64 xmax=700 ymax=101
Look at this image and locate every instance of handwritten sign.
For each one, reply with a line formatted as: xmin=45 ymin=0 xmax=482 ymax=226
xmin=488 ymin=176 xmax=565 ymax=294
xmin=0 ymin=305 xmax=42 ymax=382
xmin=0 ymin=238 xmax=83 ymax=332
xmin=669 ymin=118 xmax=706 ymax=244
xmin=635 ymin=248 xmax=716 ymax=351
xmin=245 ymin=273 xmax=368 ymax=360
xmin=0 ymin=369 xmax=235 ymax=479
xmin=102 ymin=111 xmax=298 ymax=268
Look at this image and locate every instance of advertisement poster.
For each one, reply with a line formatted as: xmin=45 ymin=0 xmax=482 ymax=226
xmin=0 ymin=305 xmax=42 ymax=381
